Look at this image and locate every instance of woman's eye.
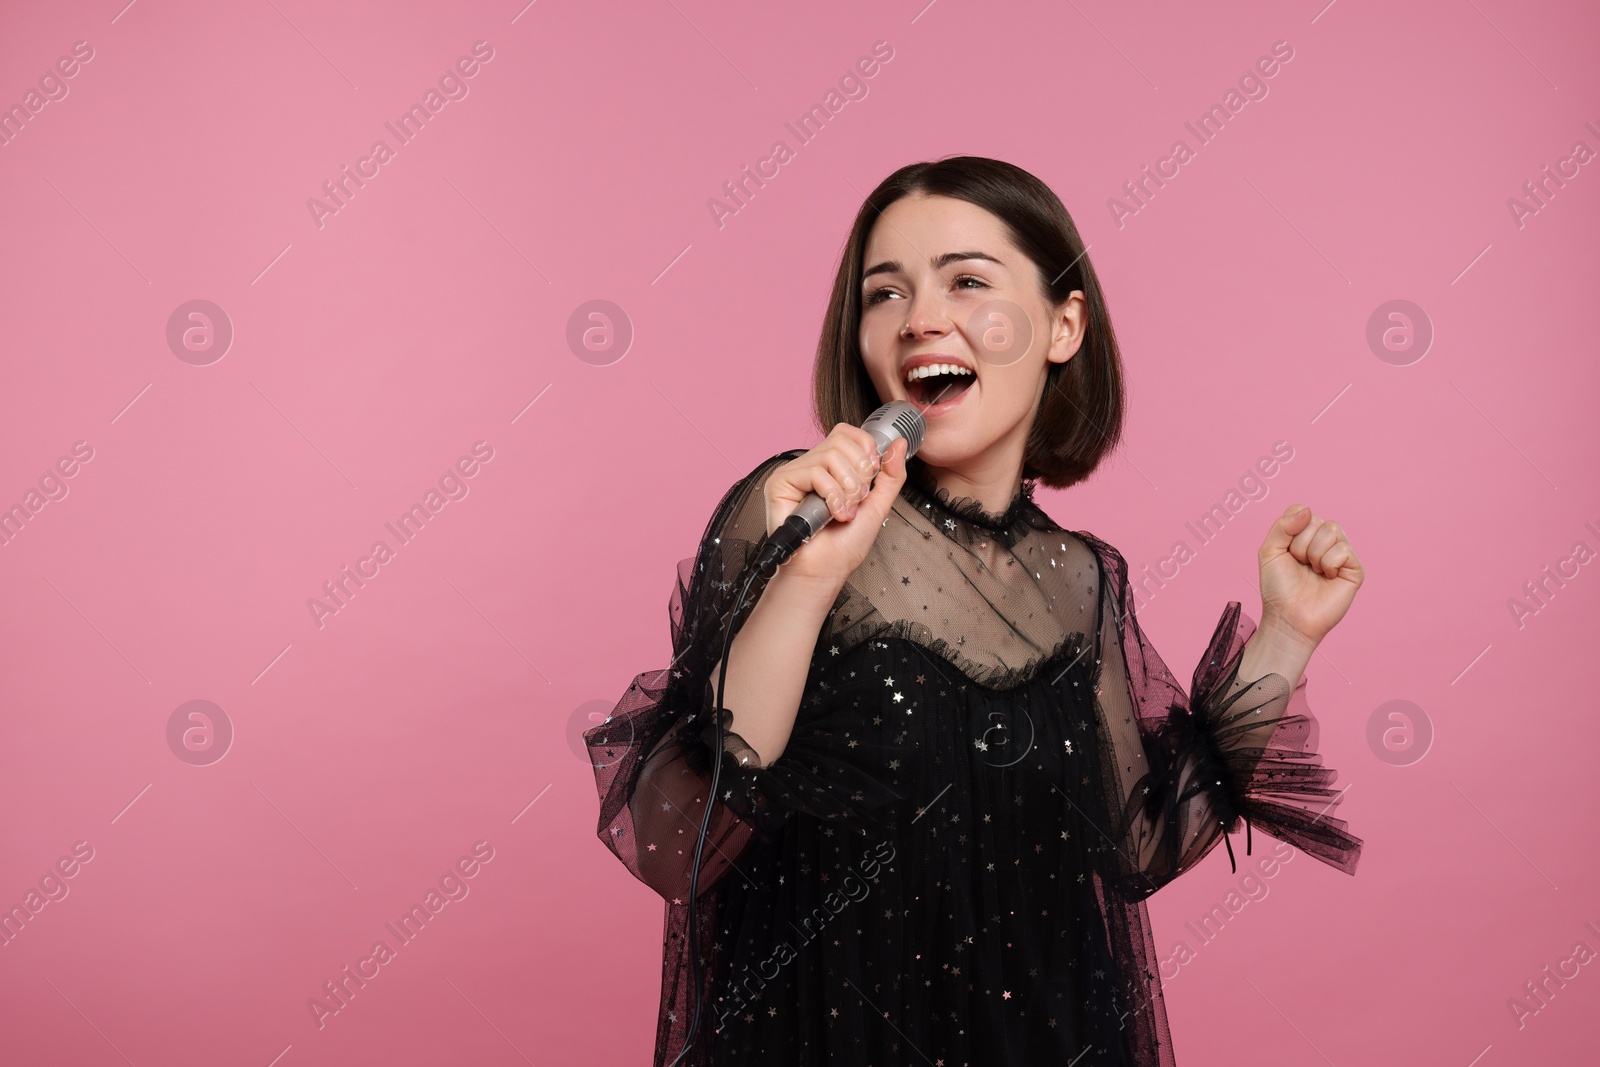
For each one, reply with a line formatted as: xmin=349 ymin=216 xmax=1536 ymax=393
xmin=864 ymin=276 xmax=986 ymax=306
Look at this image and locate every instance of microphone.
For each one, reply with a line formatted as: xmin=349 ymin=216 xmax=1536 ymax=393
xmin=754 ymin=400 xmax=925 ymax=578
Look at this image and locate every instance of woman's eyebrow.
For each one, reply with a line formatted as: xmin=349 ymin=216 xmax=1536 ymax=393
xmin=862 ymin=250 xmax=1005 ymax=282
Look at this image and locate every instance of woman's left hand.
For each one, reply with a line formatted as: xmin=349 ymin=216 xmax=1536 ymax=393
xmin=1257 ymin=503 xmax=1364 ymax=648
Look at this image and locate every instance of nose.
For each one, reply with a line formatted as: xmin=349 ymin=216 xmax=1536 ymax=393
xmin=900 ymin=287 xmax=953 ymax=339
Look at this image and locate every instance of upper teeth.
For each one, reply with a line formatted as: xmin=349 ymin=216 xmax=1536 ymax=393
xmin=904 ymin=363 xmax=973 ymax=383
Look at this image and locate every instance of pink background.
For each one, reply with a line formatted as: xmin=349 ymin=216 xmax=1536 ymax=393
xmin=2 ymin=1 xmax=1597 ymax=1064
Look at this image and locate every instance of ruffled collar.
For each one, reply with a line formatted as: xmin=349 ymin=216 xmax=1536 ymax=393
xmin=898 ymin=456 xmax=1043 ymax=548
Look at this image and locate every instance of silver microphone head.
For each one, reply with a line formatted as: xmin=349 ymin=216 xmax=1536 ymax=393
xmin=862 ymin=400 xmax=925 ymax=459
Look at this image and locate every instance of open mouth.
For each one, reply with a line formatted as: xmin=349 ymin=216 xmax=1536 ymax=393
xmin=904 ymin=364 xmax=976 ymax=408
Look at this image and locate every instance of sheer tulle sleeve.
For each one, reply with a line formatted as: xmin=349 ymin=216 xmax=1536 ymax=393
xmin=583 ymin=450 xmax=804 ymax=902
xmin=585 ymin=449 xmax=903 ymax=907
xmin=1086 ymin=539 xmax=1363 ymax=901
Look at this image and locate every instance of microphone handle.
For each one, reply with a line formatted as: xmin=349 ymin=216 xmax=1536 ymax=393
xmin=752 ymin=400 xmax=923 ymax=578
xmin=755 ymin=492 xmax=843 ymax=577
xmin=787 ymin=489 xmax=838 ymax=538
xmin=755 ymin=436 xmax=892 ymax=576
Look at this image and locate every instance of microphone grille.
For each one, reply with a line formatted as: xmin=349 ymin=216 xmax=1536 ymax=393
xmin=865 ymin=400 xmax=925 ymax=457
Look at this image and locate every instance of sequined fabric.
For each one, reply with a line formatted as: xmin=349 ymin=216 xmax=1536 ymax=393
xmin=586 ymin=449 xmax=1361 ymax=1066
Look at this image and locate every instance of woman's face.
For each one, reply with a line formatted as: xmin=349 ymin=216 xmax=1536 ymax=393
xmin=857 ymin=193 xmax=1085 ymax=476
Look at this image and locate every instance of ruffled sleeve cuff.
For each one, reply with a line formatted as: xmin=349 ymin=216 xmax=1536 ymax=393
xmin=1148 ymin=602 xmax=1363 ymax=878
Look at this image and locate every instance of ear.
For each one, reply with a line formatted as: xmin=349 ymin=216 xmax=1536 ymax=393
xmin=1046 ymin=291 xmax=1087 ymax=366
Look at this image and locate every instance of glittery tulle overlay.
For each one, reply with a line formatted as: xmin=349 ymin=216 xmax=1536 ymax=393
xmin=1085 ymin=552 xmax=1364 ymax=904
xmin=1129 ymin=599 xmax=1364 ymax=888
xmin=899 ymin=452 xmax=1044 ymax=548
xmin=586 ymin=449 xmax=1362 ymax=1066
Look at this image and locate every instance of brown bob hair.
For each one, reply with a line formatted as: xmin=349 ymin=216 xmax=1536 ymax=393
xmin=812 ymin=155 xmax=1125 ymax=490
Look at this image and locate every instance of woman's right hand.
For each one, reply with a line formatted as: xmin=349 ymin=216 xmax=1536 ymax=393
xmin=763 ymin=423 xmax=909 ymax=588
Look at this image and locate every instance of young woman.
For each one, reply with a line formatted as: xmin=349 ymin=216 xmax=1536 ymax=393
xmin=587 ymin=156 xmax=1364 ymax=1066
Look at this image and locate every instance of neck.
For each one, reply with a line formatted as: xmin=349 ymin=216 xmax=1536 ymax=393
xmin=915 ymin=447 xmax=1026 ymax=516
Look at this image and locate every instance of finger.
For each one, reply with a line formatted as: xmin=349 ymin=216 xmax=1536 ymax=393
xmin=1339 ymin=543 xmax=1364 ymax=585
xmin=806 ymin=467 xmax=857 ymax=521
xmin=1262 ymin=503 xmax=1314 ymax=561
xmin=1308 ymin=521 xmax=1347 ymax=577
xmin=1317 ymin=539 xmax=1354 ymax=579
xmin=821 ymin=451 xmax=869 ymax=518
xmin=844 ymin=422 xmax=883 ymax=460
xmin=830 ymin=437 xmax=878 ymax=489
xmin=1305 ymin=521 xmax=1344 ymax=572
xmin=1287 ymin=508 xmax=1323 ymax=562
xmin=1305 ymin=521 xmax=1344 ymax=579
xmin=830 ymin=423 xmax=876 ymax=473
xmin=861 ymin=438 xmax=907 ymax=517
xmin=841 ymin=424 xmax=881 ymax=470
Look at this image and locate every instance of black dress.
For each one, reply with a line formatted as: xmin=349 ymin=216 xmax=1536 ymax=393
xmin=586 ymin=449 xmax=1362 ymax=1066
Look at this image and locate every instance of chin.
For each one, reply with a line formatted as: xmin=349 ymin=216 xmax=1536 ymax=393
xmin=910 ymin=432 xmax=984 ymax=470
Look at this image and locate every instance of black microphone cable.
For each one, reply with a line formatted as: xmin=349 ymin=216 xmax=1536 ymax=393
xmin=668 ymin=553 xmax=765 ymax=1066
xmin=668 ymin=400 xmax=923 ymax=1064
xmin=669 ymin=518 xmax=837 ymax=1065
